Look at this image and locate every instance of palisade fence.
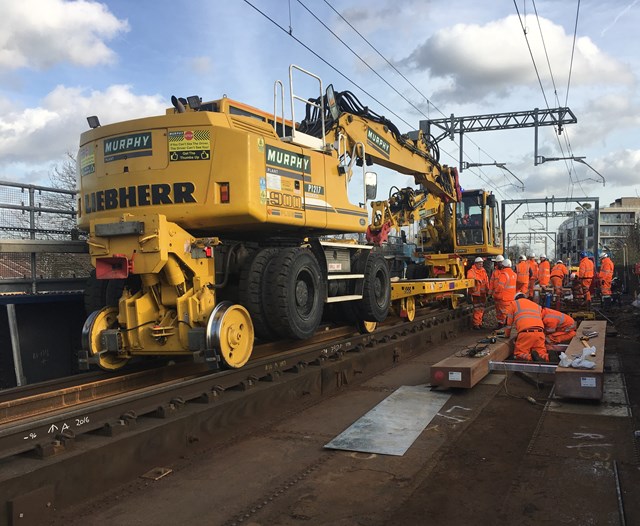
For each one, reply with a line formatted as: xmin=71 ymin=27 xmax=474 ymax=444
xmin=0 ymin=180 xmax=92 ymax=294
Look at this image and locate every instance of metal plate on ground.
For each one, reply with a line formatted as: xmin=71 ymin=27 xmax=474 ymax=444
xmin=324 ymin=386 xmax=450 ymax=456
xmin=548 ymin=373 xmax=630 ymax=417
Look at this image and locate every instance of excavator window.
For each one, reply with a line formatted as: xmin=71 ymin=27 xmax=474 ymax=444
xmin=456 ymin=195 xmax=485 ymax=246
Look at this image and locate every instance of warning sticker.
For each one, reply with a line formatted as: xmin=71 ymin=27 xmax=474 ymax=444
xmin=78 ymin=145 xmax=95 ymax=176
xmin=168 ymin=130 xmax=211 ymax=161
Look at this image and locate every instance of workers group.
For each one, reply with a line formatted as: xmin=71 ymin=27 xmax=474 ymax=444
xmin=466 ymin=251 xmax=613 ymax=363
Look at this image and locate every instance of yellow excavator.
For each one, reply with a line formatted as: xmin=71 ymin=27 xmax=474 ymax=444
xmin=77 ymin=65 xmax=501 ymax=371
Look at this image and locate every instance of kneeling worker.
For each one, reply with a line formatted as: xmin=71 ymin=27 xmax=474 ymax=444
xmin=504 ymin=292 xmax=549 ymax=362
xmin=541 ymin=307 xmax=577 ymax=346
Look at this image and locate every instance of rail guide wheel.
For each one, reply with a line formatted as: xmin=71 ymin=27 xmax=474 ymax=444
xmin=449 ymin=294 xmax=460 ymax=310
xmin=357 ymin=319 xmax=377 ymax=334
xmin=206 ymin=301 xmax=255 ymax=368
xmin=400 ymin=296 xmax=416 ymax=321
xmin=81 ymin=307 xmax=130 ymax=371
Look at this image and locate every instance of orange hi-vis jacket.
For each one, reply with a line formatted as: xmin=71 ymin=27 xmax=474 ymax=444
xmin=494 ymin=268 xmax=517 ymax=301
xmin=550 ymin=262 xmax=568 ymax=280
xmin=528 ymin=259 xmax=539 ymax=281
xmin=467 ymin=265 xmax=489 ymax=296
xmin=516 ymin=260 xmax=530 ymax=285
xmin=489 ymin=268 xmax=501 ymax=294
xmin=538 ymin=259 xmax=550 ymax=287
xmin=578 ymin=256 xmax=595 ymax=279
xmin=541 ymin=308 xmax=576 ymax=335
xmin=505 ymin=297 xmax=544 ymax=338
xmin=599 ymin=256 xmax=614 ymax=282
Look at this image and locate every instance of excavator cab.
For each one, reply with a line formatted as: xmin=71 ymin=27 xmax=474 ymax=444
xmin=454 ymin=190 xmax=502 ymax=256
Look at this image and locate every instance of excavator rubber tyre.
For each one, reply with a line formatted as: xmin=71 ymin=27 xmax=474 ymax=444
xmin=266 ymin=247 xmax=325 ymax=340
xmin=238 ymin=247 xmax=280 ymax=341
xmin=356 ymin=251 xmax=391 ymax=322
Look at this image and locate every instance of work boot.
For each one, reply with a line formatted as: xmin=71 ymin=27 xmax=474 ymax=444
xmin=531 ymin=350 xmax=542 ymax=363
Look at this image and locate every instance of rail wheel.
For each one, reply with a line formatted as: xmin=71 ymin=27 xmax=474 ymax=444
xmin=206 ymin=301 xmax=254 ymax=368
xmin=356 ymin=252 xmax=391 ymax=322
xmin=401 ymin=296 xmax=416 ymax=321
xmin=449 ymin=294 xmax=460 ymax=310
xmin=357 ymin=320 xmax=378 ymax=334
xmin=238 ymin=248 xmax=280 ymax=340
xmin=267 ymin=247 xmax=325 ymax=339
xmin=81 ymin=307 xmax=130 ymax=371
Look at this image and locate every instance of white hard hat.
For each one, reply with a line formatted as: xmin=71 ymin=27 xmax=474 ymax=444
xmin=503 ymin=259 xmax=512 ymax=268
xmin=529 ymin=253 xmax=536 ymax=258
xmin=540 ymin=254 xmax=547 ymax=259
xmin=492 ymin=255 xmax=505 ymax=262
xmin=599 ymin=252 xmax=608 ymax=259
xmin=556 ymin=259 xmax=563 ymax=264
xmin=519 ymin=255 xmax=526 ymax=261
xmin=474 ymin=257 xmax=484 ymax=263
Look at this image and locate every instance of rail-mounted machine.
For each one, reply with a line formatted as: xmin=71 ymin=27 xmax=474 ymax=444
xmin=77 ymin=65 xmax=502 ymax=371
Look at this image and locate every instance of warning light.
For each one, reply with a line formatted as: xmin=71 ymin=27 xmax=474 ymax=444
xmin=204 ymin=246 xmax=213 ymax=257
xmin=220 ymin=182 xmax=230 ymax=203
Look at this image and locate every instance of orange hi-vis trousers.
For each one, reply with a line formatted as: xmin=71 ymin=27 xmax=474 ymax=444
xmin=513 ymin=330 xmax=549 ymax=361
xmin=581 ymin=278 xmax=593 ymax=302
xmin=494 ymin=299 xmax=512 ymax=325
xmin=516 ymin=281 xmax=528 ymax=295
xmin=545 ymin=329 xmax=576 ymax=344
xmin=471 ymin=294 xmax=486 ymax=328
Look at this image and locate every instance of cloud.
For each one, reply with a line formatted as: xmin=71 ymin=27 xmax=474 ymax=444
xmin=568 ymin=93 xmax=640 ymax=149
xmin=401 ymin=15 xmax=634 ymax=104
xmin=0 ymin=0 xmax=129 ymax=71
xmin=0 ymin=85 xmax=166 ymax=168
xmin=593 ymin=149 xmax=640 ymax=187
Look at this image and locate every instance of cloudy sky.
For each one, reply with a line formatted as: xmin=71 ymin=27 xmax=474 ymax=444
xmin=1 ymin=0 xmax=638 ymax=252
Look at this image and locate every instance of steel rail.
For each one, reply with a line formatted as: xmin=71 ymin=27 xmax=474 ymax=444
xmin=0 ymin=305 xmax=470 ymax=460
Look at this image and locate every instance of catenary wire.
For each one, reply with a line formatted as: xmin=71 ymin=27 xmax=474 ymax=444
xmin=316 ymin=1 xmax=520 ymax=196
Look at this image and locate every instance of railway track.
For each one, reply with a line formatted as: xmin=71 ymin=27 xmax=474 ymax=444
xmin=1 ymin=304 xmax=471 ymax=526
xmin=0 ymin=305 xmax=468 ymax=461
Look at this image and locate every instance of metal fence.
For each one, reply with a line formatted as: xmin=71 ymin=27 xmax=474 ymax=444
xmin=0 ymin=180 xmax=91 ymax=294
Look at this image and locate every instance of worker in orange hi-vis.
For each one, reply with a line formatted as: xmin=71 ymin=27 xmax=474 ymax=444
xmin=504 ymin=292 xmax=549 ymax=362
xmin=527 ymin=253 xmax=539 ymax=299
xmin=493 ymin=258 xmax=517 ymax=329
xmin=488 ymin=254 xmax=505 ymax=295
xmin=549 ymin=259 xmax=568 ymax=309
xmin=541 ymin=307 xmax=577 ymax=346
xmin=598 ymin=252 xmax=615 ymax=297
xmin=578 ymin=251 xmax=595 ymax=306
xmin=538 ymin=254 xmax=551 ymax=288
xmin=467 ymin=257 xmax=489 ymax=330
xmin=516 ymin=255 xmax=530 ymax=295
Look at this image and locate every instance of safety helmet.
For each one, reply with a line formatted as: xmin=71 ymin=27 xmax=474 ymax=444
xmin=519 ymin=255 xmax=526 ymax=261
xmin=529 ymin=253 xmax=536 ymax=258
xmin=474 ymin=257 xmax=484 ymax=263
xmin=540 ymin=254 xmax=547 ymax=259
xmin=515 ymin=292 xmax=526 ymax=300
xmin=599 ymin=252 xmax=608 ymax=259
xmin=492 ymin=255 xmax=505 ymax=262
xmin=503 ymin=259 xmax=513 ymax=268
xmin=556 ymin=259 xmax=563 ymax=264
xmin=579 ymin=251 xmax=587 ymax=258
